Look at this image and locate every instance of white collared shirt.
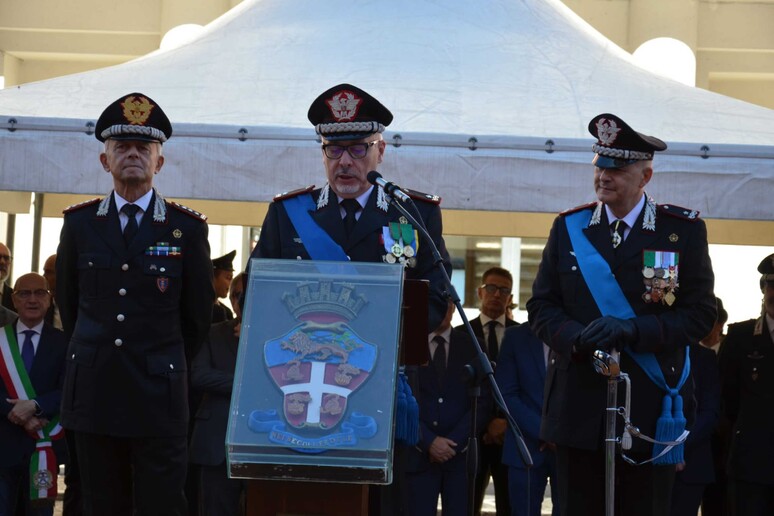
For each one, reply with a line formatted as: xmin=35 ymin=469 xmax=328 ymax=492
xmin=604 ymin=193 xmax=646 ymax=241
xmin=115 ymin=189 xmax=153 ymax=231
xmin=428 ymin=326 xmax=452 ymax=366
xmin=16 ymin=319 xmax=44 ymax=354
xmin=337 ymin=186 xmax=374 ymax=221
xmin=479 ymin=313 xmax=507 ymax=346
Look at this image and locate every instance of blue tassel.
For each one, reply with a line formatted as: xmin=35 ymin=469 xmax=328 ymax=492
xmin=394 ymin=373 xmax=419 ymax=445
xmin=653 ymin=391 xmax=686 ymax=465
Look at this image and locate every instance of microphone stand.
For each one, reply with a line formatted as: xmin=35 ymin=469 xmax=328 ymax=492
xmin=380 ymin=189 xmax=533 ymax=516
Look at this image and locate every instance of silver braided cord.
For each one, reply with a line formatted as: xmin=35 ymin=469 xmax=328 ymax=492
xmin=100 ymin=124 xmax=168 ymax=142
xmin=592 ymin=143 xmax=653 ymax=161
xmin=316 ymin=121 xmax=385 ymax=136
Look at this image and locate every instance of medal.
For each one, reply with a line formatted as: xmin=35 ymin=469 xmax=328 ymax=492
xmin=664 ymin=291 xmax=676 ymax=306
xmin=384 ymin=253 xmax=397 ymax=264
xmin=403 ymin=245 xmax=415 ymax=257
xmin=643 ymin=267 xmax=655 ymax=279
xmin=391 ymin=242 xmax=404 ymax=257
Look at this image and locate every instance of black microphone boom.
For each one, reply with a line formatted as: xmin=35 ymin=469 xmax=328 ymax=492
xmin=367 ymin=170 xmax=411 ymax=203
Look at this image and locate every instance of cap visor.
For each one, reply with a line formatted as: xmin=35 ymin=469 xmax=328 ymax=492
xmin=592 ymin=154 xmax=639 ymax=169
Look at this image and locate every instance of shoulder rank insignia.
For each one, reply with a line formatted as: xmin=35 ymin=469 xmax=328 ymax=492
xmin=274 ymin=185 xmax=316 ymax=202
xmin=170 ymin=201 xmax=207 ymax=221
xmin=560 ymin=201 xmax=598 ymax=217
xmin=658 ymin=204 xmax=700 ymax=221
xmin=63 ymin=197 xmax=100 ymax=214
xmin=405 ymin=188 xmax=441 ymax=205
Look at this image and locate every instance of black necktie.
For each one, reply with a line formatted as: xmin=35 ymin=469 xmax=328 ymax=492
xmin=487 ymin=320 xmax=499 ymax=363
xmin=122 ymin=204 xmax=141 ymax=246
xmin=432 ymin=335 xmax=446 ymax=386
xmin=341 ymin=199 xmax=360 ymax=237
xmin=21 ymin=329 xmax=35 ymax=372
xmin=611 ymin=219 xmax=626 ymax=249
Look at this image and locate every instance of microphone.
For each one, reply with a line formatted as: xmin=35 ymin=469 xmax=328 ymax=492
xmin=367 ymin=171 xmax=411 ymax=203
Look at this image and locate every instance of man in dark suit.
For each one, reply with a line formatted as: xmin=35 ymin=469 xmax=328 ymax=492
xmin=718 ymin=254 xmax=774 ymax=515
xmin=527 ymin=114 xmax=716 ymax=516
xmin=190 ymin=273 xmax=246 ymax=515
xmin=56 ymin=93 xmax=214 ymax=516
xmin=405 ymin=301 xmax=490 ymax=516
xmin=0 ymin=242 xmax=14 ymax=311
xmin=456 ymin=266 xmax=518 ymax=516
xmin=0 ymin=273 xmax=67 ymax=516
xmin=496 ymin=324 xmax=559 ymax=516
xmin=670 ymin=342 xmax=720 ymax=516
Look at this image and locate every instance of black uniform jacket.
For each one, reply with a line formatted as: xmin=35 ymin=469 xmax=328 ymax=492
xmin=250 ymin=184 xmax=452 ymax=331
xmin=527 ymin=200 xmax=716 ymax=453
xmin=56 ymin=192 xmax=214 ymax=437
xmin=719 ymin=316 xmax=774 ymax=484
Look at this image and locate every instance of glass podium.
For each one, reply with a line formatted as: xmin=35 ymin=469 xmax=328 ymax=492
xmin=227 ymin=259 xmax=405 ymax=484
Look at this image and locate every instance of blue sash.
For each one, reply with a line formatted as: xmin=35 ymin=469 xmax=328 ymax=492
xmin=565 ymin=210 xmax=690 ymax=463
xmin=283 ymin=194 xmax=349 ymax=261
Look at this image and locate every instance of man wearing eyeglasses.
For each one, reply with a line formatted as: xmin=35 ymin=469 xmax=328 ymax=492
xmin=0 ymin=243 xmax=14 ymax=311
xmin=0 ymin=273 xmax=67 ymax=515
xmin=456 ymin=266 xmax=518 ymax=516
xmin=249 ymin=83 xmax=451 ymax=331
xmin=246 ymin=83 xmax=452 ymax=514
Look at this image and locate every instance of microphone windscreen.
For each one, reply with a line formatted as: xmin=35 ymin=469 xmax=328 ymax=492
xmin=366 ymin=170 xmax=382 ymax=185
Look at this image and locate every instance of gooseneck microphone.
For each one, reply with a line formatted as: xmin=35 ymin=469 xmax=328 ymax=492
xmin=366 ymin=171 xmax=411 ymax=203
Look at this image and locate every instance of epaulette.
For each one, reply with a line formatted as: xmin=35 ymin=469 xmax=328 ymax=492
xmin=274 ymin=185 xmax=315 ymax=201
xmin=170 ymin=201 xmax=207 ymax=221
xmin=63 ymin=197 xmax=100 ymax=214
xmin=657 ymin=204 xmax=700 ymax=221
xmin=560 ymin=201 xmax=597 ymax=217
xmin=404 ymin=188 xmax=441 ymax=205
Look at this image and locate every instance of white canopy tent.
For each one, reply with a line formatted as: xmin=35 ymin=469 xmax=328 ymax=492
xmin=1 ymin=0 xmax=773 ymax=222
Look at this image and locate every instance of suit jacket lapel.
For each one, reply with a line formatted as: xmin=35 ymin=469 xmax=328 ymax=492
xmin=530 ymin=338 xmax=546 ymax=382
xmin=582 ymin=210 xmax=615 ymax=265
xmin=89 ymin=194 xmax=126 ymax=258
xmin=127 ymin=193 xmax=167 ymax=257
xmin=311 ymin=195 xmax=347 ymax=247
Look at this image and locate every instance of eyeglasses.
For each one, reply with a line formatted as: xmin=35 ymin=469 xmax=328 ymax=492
xmin=480 ymin=284 xmax=512 ymax=296
xmin=13 ymin=289 xmax=50 ymax=299
xmin=322 ymin=141 xmax=378 ymax=160
xmin=0 ymin=254 xmax=12 ymax=262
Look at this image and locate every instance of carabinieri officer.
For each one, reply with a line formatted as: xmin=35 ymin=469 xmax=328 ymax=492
xmin=56 ymin=92 xmax=214 ymax=516
xmin=527 ymin=113 xmax=716 ymax=516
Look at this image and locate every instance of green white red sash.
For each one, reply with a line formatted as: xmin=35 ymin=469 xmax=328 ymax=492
xmin=0 ymin=324 xmax=63 ymax=501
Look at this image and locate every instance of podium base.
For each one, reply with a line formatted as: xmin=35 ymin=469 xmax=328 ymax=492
xmin=246 ymin=480 xmax=368 ymax=515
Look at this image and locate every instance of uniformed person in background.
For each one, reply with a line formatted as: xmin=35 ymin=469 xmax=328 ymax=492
xmin=245 ymin=83 xmax=452 ymax=514
xmin=56 ymin=92 xmax=214 ymax=516
xmin=211 ymin=250 xmax=236 ymax=324
xmin=718 ymin=254 xmax=774 ymax=515
xmin=527 ymin=113 xmax=716 ymax=516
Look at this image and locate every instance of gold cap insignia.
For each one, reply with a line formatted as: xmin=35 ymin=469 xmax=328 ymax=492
xmin=173 ymin=229 xmax=182 ymax=239
xmin=669 ymin=233 xmax=678 ymax=242
xmin=121 ymin=95 xmax=155 ymax=126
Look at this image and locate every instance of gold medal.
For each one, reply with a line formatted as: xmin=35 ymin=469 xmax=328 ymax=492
xmin=172 ymin=229 xmax=182 ymax=239
xmin=403 ymin=245 xmax=415 ymax=257
xmin=399 ymin=216 xmax=408 ymax=224
xmin=642 ymin=292 xmax=652 ymax=303
xmin=391 ymin=242 xmax=404 ymax=257
xmin=664 ymin=291 xmax=676 ymax=306
xmin=385 ymin=253 xmax=397 ymax=264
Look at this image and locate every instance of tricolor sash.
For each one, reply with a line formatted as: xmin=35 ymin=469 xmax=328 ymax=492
xmin=565 ymin=210 xmax=690 ymax=464
xmin=0 ymin=324 xmax=63 ymax=501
